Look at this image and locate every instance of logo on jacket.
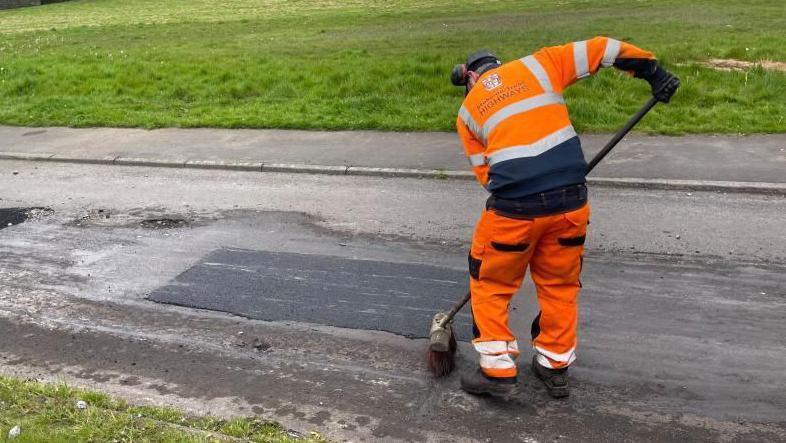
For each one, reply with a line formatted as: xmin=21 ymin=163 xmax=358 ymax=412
xmin=482 ymin=73 xmax=502 ymax=91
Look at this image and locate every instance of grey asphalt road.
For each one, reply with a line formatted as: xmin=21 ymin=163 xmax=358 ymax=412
xmin=0 ymin=160 xmax=784 ymax=442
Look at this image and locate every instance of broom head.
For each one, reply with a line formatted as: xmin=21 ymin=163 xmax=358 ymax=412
xmin=427 ymin=312 xmax=459 ymax=377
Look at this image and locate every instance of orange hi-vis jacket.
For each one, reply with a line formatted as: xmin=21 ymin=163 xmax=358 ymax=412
xmin=457 ymin=36 xmax=655 ymax=199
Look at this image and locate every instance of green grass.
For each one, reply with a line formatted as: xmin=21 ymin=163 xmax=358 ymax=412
xmin=0 ymin=0 xmax=784 ymax=134
xmin=0 ymin=375 xmax=324 ymax=442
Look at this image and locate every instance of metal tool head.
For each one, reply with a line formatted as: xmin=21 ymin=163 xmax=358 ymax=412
xmin=429 ymin=312 xmax=453 ymax=352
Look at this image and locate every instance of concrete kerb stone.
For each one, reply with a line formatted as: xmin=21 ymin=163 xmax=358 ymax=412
xmin=587 ymin=177 xmax=786 ymax=196
xmin=1 ymin=152 xmax=784 ymax=196
xmin=114 ymin=157 xmax=188 ymax=168
xmin=345 ymin=166 xmax=474 ymax=180
xmin=0 ymin=151 xmax=55 ymax=161
xmin=263 ymin=163 xmax=349 ymax=175
xmin=184 ymin=159 xmax=262 ymax=171
xmin=51 ymin=155 xmax=117 ymax=165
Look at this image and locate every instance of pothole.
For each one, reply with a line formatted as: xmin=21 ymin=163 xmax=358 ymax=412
xmin=70 ymin=209 xmax=192 ymax=229
xmin=0 ymin=207 xmax=54 ymax=230
xmin=139 ymin=218 xmax=189 ymax=229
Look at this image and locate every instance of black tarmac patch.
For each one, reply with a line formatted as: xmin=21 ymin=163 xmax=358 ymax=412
xmin=148 ymin=248 xmax=472 ymax=339
xmin=0 ymin=207 xmax=52 ymax=230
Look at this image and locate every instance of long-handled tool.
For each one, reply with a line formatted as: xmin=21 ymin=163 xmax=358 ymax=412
xmin=427 ymin=96 xmax=660 ymax=377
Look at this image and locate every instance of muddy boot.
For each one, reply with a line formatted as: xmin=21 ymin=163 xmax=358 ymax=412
xmin=460 ymin=368 xmax=517 ymax=397
xmin=531 ymin=355 xmax=569 ymax=398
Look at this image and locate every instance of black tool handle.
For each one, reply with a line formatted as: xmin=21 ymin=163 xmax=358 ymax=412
xmin=447 ymin=291 xmax=471 ymax=320
xmin=438 ymin=291 xmax=471 ymax=328
xmin=586 ymin=96 xmax=658 ymax=173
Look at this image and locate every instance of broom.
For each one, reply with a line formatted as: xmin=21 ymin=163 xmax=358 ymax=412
xmin=426 ymin=96 xmax=660 ymax=377
xmin=427 ymin=291 xmax=470 ymax=377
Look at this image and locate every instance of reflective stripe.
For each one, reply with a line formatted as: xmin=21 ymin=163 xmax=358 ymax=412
xmin=534 ymin=345 xmax=576 ymax=363
xmin=536 ymin=353 xmax=555 ymax=368
xmin=520 ymin=55 xmax=554 ymax=92
xmin=474 ymin=340 xmax=519 ymax=357
xmin=602 ymin=38 xmax=621 ymax=67
xmin=487 ymin=125 xmax=577 ymax=166
xmin=480 ymin=92 xmax=564 ymax=142
xmin=480 ymin=353 xmax=516 ymax=370
xmin=467 ymin=153 xmax=486 ymax=167
xmin=458 ymin=105 xmax=483 ymax=143
xmin=536 ymin=352 xmax=576 ymax=368
xmin=474 ymin=340 xmax=508 ymax=354
xmin=573 ymin=40 xmax=590 ymax=79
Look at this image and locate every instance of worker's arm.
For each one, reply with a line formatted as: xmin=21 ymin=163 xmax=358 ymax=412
xmin=538 ymin=36 xmax=679 ymax=102
xmin=456 ymin=117 xmax=489 ymax=189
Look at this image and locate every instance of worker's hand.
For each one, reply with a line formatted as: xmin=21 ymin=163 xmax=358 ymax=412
xmin=647 ymin=65 xmax=680 ymax=103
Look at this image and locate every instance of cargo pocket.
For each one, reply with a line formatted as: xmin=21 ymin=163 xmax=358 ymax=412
xmin=491 ymin=241 xmax=530 ymax=252
xmin=477 ymin=211 xmax=533 ymax=285
xmin=489 ymin=210 xmax=532 ymax=251
xmin=557 ymin=235 xmax=585 ymax=247
xmin=468 ymin=254 xmax=482 ymax=280
xmin=563 ymin=203 xmax=590 ymax=228
xmin=560 ymin=204 xmax=589 ymax=246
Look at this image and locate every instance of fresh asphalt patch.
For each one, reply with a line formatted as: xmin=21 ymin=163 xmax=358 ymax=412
xmin=148 ymin=248 xmax=473 ymax=339
xmin=0 ymin=207 xmax=53 ymax=230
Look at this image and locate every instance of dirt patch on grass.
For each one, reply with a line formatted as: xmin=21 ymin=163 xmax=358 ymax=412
xmin=704 ymin=58 xmax=786 ymax=72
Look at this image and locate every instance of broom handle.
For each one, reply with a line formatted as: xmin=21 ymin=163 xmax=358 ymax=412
xmin=586 ymin=96 xmax=658 ymax=173
xmin=447 ymin=291 xmax=471 ymax=319
xmin=439 ymin=291 xmax=471 ymax=328
xmin=441 ymin=98 xmax=657 ymax=328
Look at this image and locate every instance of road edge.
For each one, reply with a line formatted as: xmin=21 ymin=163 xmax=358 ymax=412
xmin=1 ymin=152 xmax=784 ymax=196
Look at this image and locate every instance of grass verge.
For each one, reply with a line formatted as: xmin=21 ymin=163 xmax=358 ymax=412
xmin=0 ymin=0 xmax=784 ymax=134
xmin=0 ymin=375 xmax=323 ymax=442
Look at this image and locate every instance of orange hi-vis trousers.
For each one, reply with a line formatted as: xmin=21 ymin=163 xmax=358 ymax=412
xmin=468 ymin=202 xmax=589 ymax=379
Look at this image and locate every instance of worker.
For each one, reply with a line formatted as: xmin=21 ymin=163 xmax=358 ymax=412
xmin=452 ymin=37 xmax=679 ymax=399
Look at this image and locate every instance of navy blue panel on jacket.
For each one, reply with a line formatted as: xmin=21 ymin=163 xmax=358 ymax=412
xmin=487 ymin=136 xmax=587 ymax=199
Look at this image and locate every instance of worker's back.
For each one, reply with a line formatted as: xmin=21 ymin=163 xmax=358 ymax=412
xmin=460 ymin=54 xmax=584 ymax=198
xmin=457 ymin=37 xmax=657 ymax=199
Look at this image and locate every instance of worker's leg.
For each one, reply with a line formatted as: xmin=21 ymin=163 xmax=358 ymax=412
xmin=468 ymin=208 xmax=537 ymax=381
xmin=529 ymin=203 xmax=590 ymax=370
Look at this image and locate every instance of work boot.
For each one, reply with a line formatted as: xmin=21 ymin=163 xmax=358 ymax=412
xmin=531 ymin=355 xmax=569 ymax=399
xmin=460 ymin=368 xmax=517 ymax=397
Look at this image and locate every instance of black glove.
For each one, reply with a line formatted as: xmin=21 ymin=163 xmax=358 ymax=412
xmin=646 ymin=65 xmax=680 ymax=103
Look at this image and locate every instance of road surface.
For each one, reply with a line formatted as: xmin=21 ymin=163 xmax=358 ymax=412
xmin=0 ymin=160 xmax=784 ymax=442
